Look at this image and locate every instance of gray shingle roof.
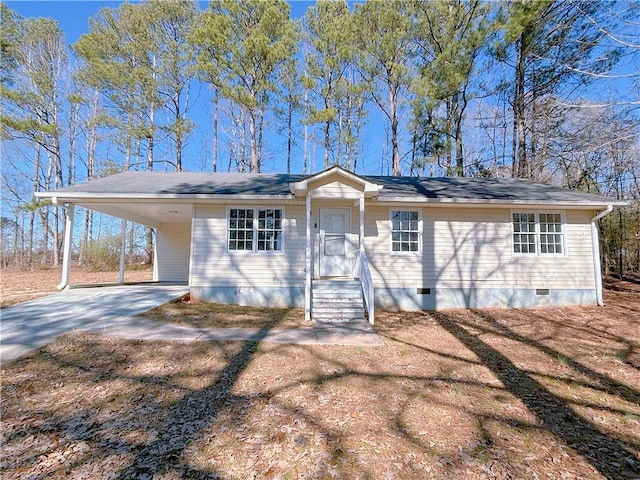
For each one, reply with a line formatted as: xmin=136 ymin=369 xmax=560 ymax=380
xmin=54 ymin=172 xmax=305 ymax=196
xmin=40 ymin=171 xmax=622 ymax=206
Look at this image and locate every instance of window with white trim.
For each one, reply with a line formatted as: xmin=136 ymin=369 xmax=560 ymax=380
xmin=228 ymin=208 xmax=283 ymax=252
xmin=538 ymin=213 xmax=563 ymax=254
xmin=512 ymin=211 xmax=564 ymax=255
xmin=512 ymin=212 xmax=536 ymax=254
xmin=228 ymin=208 xmax=254 ymax=251
xmin=391 ymin=210 xmax=420 ymax=253
xmin=257 ymin=208 xmax=282 ymax=251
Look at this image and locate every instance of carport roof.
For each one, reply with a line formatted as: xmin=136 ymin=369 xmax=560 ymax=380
xmin=36 ymin=169 xmax=624 ymax=207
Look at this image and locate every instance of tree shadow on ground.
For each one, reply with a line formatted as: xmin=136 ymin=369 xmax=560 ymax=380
xmin=1 ymin=334 xmax=270 ymax=479
xmin=117 ymin=338 xmax=262 ymax=479
xmin=3 ymin=302 xmax=639 ymax=479
xmin=431 ymin=310 xmax=640 ymax=480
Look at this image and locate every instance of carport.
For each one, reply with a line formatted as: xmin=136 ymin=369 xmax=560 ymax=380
xmin=35 ymin=180 xmax=194 ymax=291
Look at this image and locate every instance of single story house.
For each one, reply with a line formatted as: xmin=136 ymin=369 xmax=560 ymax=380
xmin=36 ymin=166 xmax=624 ymax=324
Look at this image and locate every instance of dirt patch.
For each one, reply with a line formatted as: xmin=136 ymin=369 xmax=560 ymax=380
xmin=0 ymin=267 xmax=153 ymax=307
xmin=141 ymin=297 xmax=312 ymax=329
xmin=1 ymin=277 xmax=639 ymax=479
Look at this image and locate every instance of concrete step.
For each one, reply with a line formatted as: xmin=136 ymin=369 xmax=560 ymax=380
xmin=312 ymin=298 xmax=364 ymax=306
xmin=311 ymin=310 xmax=364 ymax=319
xmin=312 ymin=293 xmax=363 ymax=301
xmin=312 ymin=279 xmax=365 ymax=323
xmin=313 ymin=283 xmax=361 ymax=294
xmin=313 ymin=315 xmax=366 ymax=323
xmin=312 ymin=281 xmax=360 ymax=288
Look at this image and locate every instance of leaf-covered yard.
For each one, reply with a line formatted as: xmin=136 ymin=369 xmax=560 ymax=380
xmin=1 ymin=276 xmax=639 ymax=479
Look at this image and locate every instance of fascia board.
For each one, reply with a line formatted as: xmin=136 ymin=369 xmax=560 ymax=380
xmin=290 ymin=166 xmax=383 ymax=196
xmin=35 ymin=192 xmax=296 ymax=202
xmin=372 ymin=197 xmax=628 ymax=208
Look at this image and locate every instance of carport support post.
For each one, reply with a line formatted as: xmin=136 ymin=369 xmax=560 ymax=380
xmin=57 ymin=203 xmax=75 ymax=290
xmin=118 ymin=219 xmax=127 ymax=284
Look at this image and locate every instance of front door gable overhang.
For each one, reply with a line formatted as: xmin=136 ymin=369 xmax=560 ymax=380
xmin=290 ymin=165 xmax=383 ymax=199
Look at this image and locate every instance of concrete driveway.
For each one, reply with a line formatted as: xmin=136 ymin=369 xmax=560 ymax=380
xmin=0 ymin=284 xmax=189 ymax=364
xmin=1 ymin=283 xmax=384 ymax=365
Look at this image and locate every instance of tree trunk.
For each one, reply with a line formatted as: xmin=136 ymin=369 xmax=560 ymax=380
xmin=79 ymin=91 xmax=99 ymax=266
xmin=324 ymin=119 xmax=331 ymax=169
xmin=618 ymin=208 xmax=624 ymax=278
xmin=175 ymin=92 xmax=183 ymax=172
xmin=514 ymin=33 xmax=527 ymax=178
xmin=213 ymin=89 xmax=219 ymax=172
xmin=28 ymin=145 xmax=42 ymax=266
xmin=175 ymin=127 xmax=183 ymax=172
xmin=249 ymin=108 xmax=259 ymax=173
xmin=67 ymin=101 xmax=79 ymax=185
xmin=147 ymin=116 xmax=154 ymax=171
xmin=390 ymin=87 xmax=400 ymax=176
xmin=257 ymin=109 xmax=264 ymax=171
xmin=303 ymin=87 xmax=309 ymax=174
xmin=287 ymin=93 xmax=293 ymax=174
xmin=146 ymin=228 xmax=153 ymax=265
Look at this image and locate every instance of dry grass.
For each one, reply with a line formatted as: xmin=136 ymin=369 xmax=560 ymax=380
xmin=141 ymin=296 xmax=312 ymax=329
xmin=1 ymin=275 xmax=639 ymax=479
xmin=0 ymin=267 xmax=153 ymax=308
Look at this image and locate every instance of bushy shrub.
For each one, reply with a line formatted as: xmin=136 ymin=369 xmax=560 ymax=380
xmin=83 ymin=236 xmax=123 ymax=272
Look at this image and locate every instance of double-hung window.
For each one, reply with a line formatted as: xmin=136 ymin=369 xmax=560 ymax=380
xmin=512 ymin=211 xmax=564 ymax=255
xmin=228 ymin=207 xmax=283 ymax=252
xmin=538 ymin=213 xmax=563 ymax=254
xmin=390 ymin=210 xmax=421 ymax=253
xmin=257 ymin=208 xmax=283 ymax=251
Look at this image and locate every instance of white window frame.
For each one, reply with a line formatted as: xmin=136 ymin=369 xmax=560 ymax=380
xmin=510 ymin=210 xmax=566 ymax=257
xmin=227 ymin=206 xmax=285 ymax=254
xmin=389 ymin=208 xmax=422 ymax=255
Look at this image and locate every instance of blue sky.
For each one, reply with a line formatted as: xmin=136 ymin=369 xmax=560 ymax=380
xmin=4 ymin=1 xmax=638 ymax=177
xmin=6 ymin=1 xmax=316 ymax=43
xmin=5 ymin=0 xmax=390 ymax=176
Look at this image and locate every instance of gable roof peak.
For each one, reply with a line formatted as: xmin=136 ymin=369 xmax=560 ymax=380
xmin=290 ymin=165 xmax=383 ymax=197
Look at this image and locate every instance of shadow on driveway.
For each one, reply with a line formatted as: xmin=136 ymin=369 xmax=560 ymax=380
xmin=0 ymin=284 xmax=189 ymax=364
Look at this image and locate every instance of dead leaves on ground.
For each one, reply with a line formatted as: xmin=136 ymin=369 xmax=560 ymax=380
xmin=2 ymin=277 xmax=640 ymax=479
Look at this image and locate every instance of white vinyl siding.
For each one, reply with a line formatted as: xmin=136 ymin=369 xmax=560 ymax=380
xmin=363 ymin=207 xmax=595 ymax=290
xmin=192 ymin=203 xmax=596 ymax=292
xmin=191 ymin=204 xmax=304 ymax=287
xmin=308 ymin=179 xmax=364 ymax=199
xmin=155 ymin=222 xmax=191 ymax=282
xmin=363 ymin=206 xmax=424 ymax=287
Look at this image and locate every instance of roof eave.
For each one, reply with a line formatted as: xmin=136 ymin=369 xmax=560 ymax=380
xmin=373 ymin=196 xmax=627 ymax=208
xmin=35 ymin=192 xmax=296 ymax=202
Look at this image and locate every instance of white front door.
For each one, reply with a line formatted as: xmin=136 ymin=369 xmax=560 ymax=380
xmin=319 ymin=208 xmax=351 ymax=277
